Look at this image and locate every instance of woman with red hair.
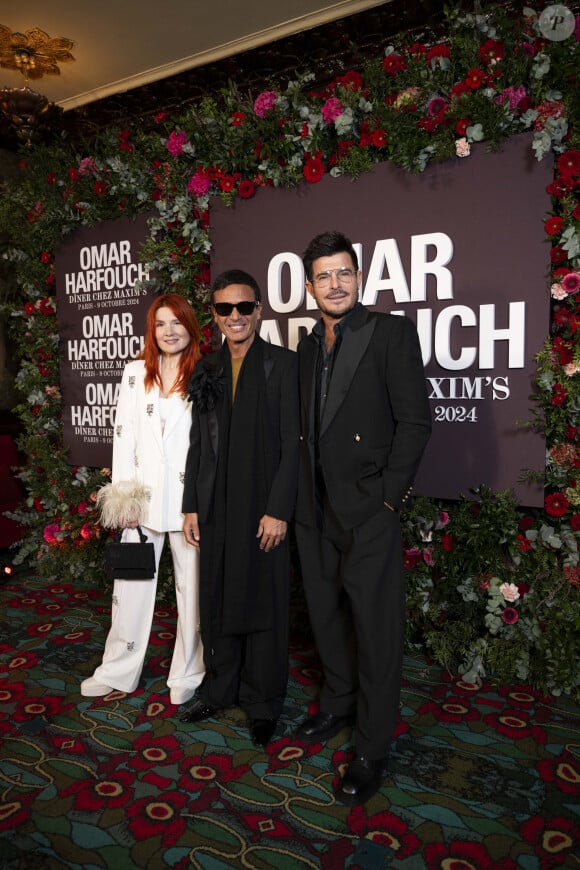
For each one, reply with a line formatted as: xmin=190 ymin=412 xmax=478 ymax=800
xmin=81 ymin=293 xmax=205 ymax=706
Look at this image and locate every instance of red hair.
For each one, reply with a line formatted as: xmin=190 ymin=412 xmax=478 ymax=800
xmin=140 ymin=293 xmax=201 ymax=395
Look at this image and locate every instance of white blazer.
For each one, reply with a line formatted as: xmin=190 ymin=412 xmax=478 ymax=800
xmin=112 ymin=359 xmax=192 ymax=532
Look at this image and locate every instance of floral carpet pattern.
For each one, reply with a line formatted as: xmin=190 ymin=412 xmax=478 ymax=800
xmin=0 ymin=572 xmax=579 ymax=870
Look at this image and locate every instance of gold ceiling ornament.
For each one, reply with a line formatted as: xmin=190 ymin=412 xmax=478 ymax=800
xmin=0 ymin=26 xmax=74 ymax=148
xmin=0 ymin=24 xmax=75 ymax=82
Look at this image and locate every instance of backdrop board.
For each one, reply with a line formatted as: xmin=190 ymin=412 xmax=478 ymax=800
xmin=56 ymin=214 xmax=155 ymax=467
xmin=210 ymin=134 xmax=552 ymax=506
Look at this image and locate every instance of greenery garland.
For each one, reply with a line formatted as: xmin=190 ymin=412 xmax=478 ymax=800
xmin=0 ymin=4 xmax=578 ymax=695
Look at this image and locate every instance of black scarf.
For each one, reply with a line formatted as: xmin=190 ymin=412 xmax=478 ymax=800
xmin=215 ymin=337 xmax=276 ymax=634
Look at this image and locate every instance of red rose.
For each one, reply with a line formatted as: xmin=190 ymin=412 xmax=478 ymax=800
xmin=517 ymin=583 xmax=530 ymax=597
xmin=238 ymin=180 xmax=256 ymax=199
xmin=551 ymin=384 xmax=567 ymax=406
xmin=94 ymin=180 xmax=107 ymax=196
xmin=303 ymin=156 xmax=325 ymax=183
xmin=544 ymin=492 xmax=570 ymax=517
xmin=231 ymin=112 xmax=246 ymax=126
xmin=569 ymin=513 xmax=580 ymax=530
xmin=441 ymin=533 xmax=454 ymax=551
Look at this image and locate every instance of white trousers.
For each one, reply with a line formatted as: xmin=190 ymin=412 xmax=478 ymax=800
xmin=92 ymin=527 xmax=204 ymax=703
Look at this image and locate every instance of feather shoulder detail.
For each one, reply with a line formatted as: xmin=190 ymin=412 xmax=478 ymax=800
xmin=187 ymin=364 xmax=225 ymax=413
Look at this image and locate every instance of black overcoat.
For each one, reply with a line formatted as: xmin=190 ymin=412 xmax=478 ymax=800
xmin=183 ymin=336 xmax=299 ymax=637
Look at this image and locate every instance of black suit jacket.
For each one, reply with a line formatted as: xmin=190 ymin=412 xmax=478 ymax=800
xmin=296 ymin=304 xmax=431 ymax=531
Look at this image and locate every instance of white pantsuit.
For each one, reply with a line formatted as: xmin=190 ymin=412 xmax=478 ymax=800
xmin=88 ymin=359 xmax=204 ymax=705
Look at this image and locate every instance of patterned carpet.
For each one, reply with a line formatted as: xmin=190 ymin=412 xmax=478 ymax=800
xmin=0 ymin=569 xmax=579 ymax=870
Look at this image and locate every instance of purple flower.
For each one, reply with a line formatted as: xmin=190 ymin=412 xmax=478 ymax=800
xmin=166 ymin=130 xmax=190 ymax=157
xmin=321 ymin=97 xmax=344 ymax=124
xmin=501 ymin=607 xmax=519 ymax=625
xmin=253 ymin=90 xmax=278 ymax=119
xmin=562 ymin=272 xmax=580 ymax=296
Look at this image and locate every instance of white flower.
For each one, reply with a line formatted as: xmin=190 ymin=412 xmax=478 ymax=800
xmin=551 ymin=282 xmax=568 ymax=300
xmin=455 ymin=137 xmax=471 ymax=157
xmin=499 ymin=582 xmax=520 ymax=602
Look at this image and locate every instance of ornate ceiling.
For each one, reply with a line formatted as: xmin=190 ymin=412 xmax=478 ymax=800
xmin=0 ymin=0 xmax=451 ymax=150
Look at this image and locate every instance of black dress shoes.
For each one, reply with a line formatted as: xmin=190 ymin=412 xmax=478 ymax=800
xmin=295 ymin=711 xmax=351 ymax=743
xmin=337 ymin=754 xmax=387 ymax=805
xmin=249 ymin=718 xmax=277 ymax=748
xmin=180 ymin=697 xmax=217 ymax=723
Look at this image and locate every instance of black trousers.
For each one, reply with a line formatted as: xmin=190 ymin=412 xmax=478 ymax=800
xmin=197 ymin=531 xmax=290 ymax=721
xmin=198 ymin=624 xmax=289 ymax=720
xmin=296 ymin=504 xmax=405 ymax=760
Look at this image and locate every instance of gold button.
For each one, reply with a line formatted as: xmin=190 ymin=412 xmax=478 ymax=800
xmin=354 ymin=433 xmax=361 ymax=441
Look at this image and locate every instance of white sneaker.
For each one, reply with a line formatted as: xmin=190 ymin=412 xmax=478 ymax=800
xmin=170 ymin=686 xmax=197 ymax=706
xmin=81 ymin=676 xmax=114 ymax=697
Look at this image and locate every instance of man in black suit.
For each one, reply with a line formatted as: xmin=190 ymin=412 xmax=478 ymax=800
xmin=295 ymin=231 xmax=431 ymax=803
xmin=181 ymin=269 xmax=299 ymax=749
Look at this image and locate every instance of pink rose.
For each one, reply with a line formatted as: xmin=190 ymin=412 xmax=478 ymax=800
xmin=499 ymin=582 xmax=520 ymax=603
xmin=551 ymin=282 xmax=568 ymax=300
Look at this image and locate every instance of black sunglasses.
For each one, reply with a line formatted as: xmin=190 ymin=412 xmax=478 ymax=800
xmin=213 ymin=300 xmax=260 ymax=316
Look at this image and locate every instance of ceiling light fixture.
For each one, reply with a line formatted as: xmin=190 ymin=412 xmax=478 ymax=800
xmin=0 ymin=25 xmax=75 ymax=147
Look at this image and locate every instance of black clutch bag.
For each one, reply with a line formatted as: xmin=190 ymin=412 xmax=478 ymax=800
xmin=104 ymin=526 xmax=156 ymax=581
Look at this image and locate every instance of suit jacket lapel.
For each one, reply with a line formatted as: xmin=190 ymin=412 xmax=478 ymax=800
xmin=320 ymin=312 xmax=377 ymax=436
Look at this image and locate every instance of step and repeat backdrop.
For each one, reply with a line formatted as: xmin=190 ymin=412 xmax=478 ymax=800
xmin=56 ymin=135 xmax=551 ymax=505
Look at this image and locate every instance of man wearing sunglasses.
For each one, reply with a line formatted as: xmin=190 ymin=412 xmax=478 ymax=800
xmin=181 ymin=269 xmax=299 ymax=749
xmin=294 ymin=231 xmax=431 ymax=804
